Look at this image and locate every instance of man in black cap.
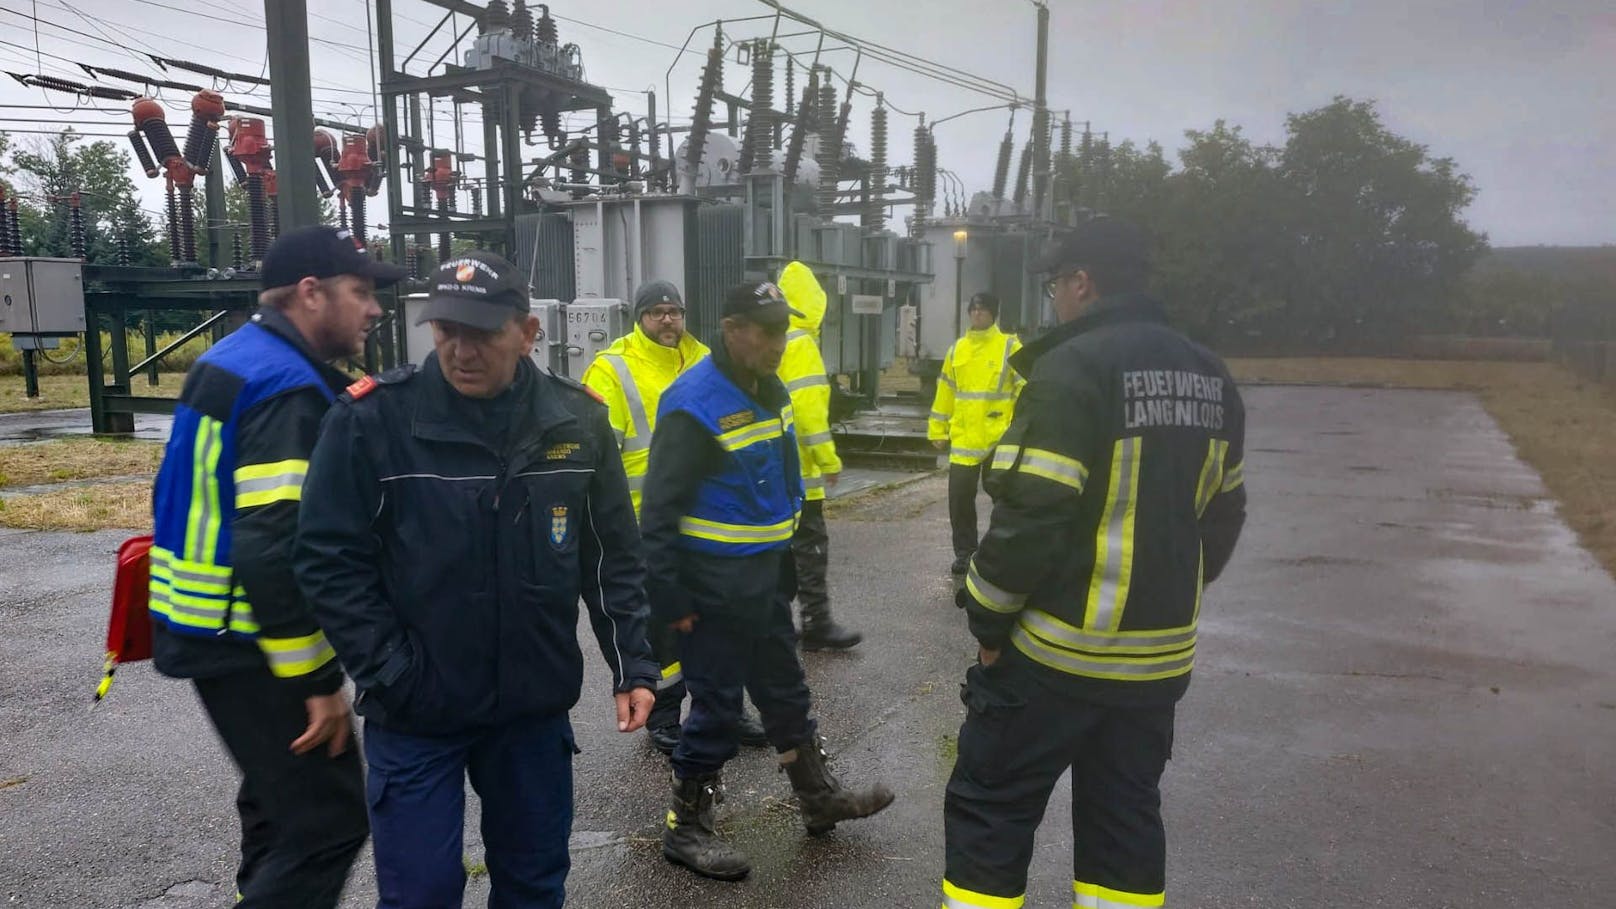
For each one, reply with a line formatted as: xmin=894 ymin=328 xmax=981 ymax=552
xmin=941 ymin=218 xmax=1248 ymax=909
xmin=146 ymin=225 xmax=403 ymax=906
xmin=294 ymin=250 xmax=658 ymax=908
xmin=640 ymin=281 xmax=895 ymax=881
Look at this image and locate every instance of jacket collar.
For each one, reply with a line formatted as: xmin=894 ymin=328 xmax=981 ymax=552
xmin=623 ymin=324 xmax=701 ymax=370
xmin=249 ymin=306 xmax=351 ymax=394
xmin=412 ymin=354 xmax=575 ymax=454
xmin=710 ymin=337 xmax=791 ymax=413
xmin=1011 ymin=293 xmax=1168 ymax=375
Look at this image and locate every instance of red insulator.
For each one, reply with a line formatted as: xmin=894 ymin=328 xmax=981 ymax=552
xmin=313 ymin=129 xmax=337 ymax=197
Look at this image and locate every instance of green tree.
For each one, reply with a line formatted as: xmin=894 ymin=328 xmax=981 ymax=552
xmin=8 ymin=129 xmax=165 ymax=266
xmin=1277 ymin=97 xmax=1487 ymax=343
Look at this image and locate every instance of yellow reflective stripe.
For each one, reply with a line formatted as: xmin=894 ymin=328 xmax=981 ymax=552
xmin=234 ymin=458 xmax=309 ymax=509
xmin=1221 ymin=460 xmax=1244 ymax=493
xmin=1085 ymin=437 xmax=1141 ymax=632
xmin=149 ymin=582 xmax=229 ymax=628
xmin=785 ymin=373 xmax=829 ymax=393
xmin=716 ymin=418 xmax=784 ymax=452
xmin=1011 ymin=625 xmax=1194 ymax=682
xmin=1194 ymin=439 xmax=1230 ymax=516
xmin=658 ymin=661 xmax=683 ymax=691
xmin=1074 ymin=880 xmax=1165 ymax=908
xmin=185 ymin=417 xmax=224 ymax=563
xmin=678 ymin=514 xmax=796 ymax=544
xmin=942 ymin=879 xmax=1024 ymax=909
xmin=992 ymin=445 xmax=1088 ymax=492
xmin=965 ymin=560 xmax=1026 ymax=613
xmin=149 ymin=546 xmax=233 ymax=594
xmin=257 ymin=631 xmax=336 ymax=678
xmin=1019 ymin=609 xmax=1196 ymax=655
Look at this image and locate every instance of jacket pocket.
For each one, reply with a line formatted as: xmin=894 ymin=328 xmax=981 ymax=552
xmin=954 ymin=662 xmax=1032 ymax=785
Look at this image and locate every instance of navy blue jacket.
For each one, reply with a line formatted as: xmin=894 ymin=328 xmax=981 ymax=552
xmin=293 ymin=354 xmax=658 ymax=735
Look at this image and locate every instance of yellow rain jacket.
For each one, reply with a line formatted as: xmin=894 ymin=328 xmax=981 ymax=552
xmin=581 ymin=324 xmax=710 ymax=517
xmin=928 ymin=324 xmax=1025 ymax=466
xmin=777 ymin=262 xmax=842 ymax=501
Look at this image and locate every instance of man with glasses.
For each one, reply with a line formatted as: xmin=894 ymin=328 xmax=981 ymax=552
xmin=942 ymin=218 xmax=1248 ymax=909
xmin=928 ymin=291 xmax=1025 ymax=575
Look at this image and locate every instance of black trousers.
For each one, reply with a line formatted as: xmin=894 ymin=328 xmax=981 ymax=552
xmin=948 ymin=461 xmax=986 ymax=561
xmin=784 ymin=498 xmax=833 ymax=627
xmin=670 ymin=575 xmax=817 ymax=779
xmin=943 ymin=652 xmax=1176 ymax=906
xmin=647 ymin=621 xmax=688 ymax=730
xmin=193 ymin=667 xmax=368 ymax=908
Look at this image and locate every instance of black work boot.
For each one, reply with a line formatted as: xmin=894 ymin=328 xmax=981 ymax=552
xmin=647 ymin=722 xmax=680 ymax=755
xmin=662 ymin=774 xmax=751 ymax=881
xmin=801 ymin=619 xmax=863 ymax=651
xmin=781 ymin=738 xmax=895 ymax=836
xmin=737 ymin=707 xmax=769 ymax=748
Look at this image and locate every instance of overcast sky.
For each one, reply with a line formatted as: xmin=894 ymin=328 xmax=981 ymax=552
xmin=0 ymin=0 xmax=1608 ymax=247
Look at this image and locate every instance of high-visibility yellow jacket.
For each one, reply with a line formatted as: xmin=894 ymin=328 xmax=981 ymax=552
xmin=928 ymin=324 xmax=1025 ymax=466
xmin=581 ymin=324 xmax=710 ymax=518
xmin=777 ymin=262 xmax=842 ymax=501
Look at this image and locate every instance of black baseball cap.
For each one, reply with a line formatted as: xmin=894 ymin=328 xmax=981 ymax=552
xmin=722 ymin=281 xmax=802 ymax=329
xmin=261 ymin=225 xmax=407 ymax=290
xmin=414 ymin=250 xmax=531 ymax=332
xmin=1032 ymin=216 xmax=1150 ymax=275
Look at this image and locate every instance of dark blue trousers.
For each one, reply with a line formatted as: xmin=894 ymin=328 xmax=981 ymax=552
xmin=363 ymin=714 xmax=575 ymax=909
xmin=671 ymin=590 xmax=817 ymax=779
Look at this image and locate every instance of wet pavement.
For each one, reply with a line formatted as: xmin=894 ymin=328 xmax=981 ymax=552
xmin=3 ymin=384 xmax=1615 ymax=908
xmin=0 ymin=409 xmax=172 ymax=445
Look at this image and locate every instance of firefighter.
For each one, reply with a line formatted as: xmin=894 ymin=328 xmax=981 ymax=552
xmin=942 ymin=218 xmax=1248 ymax=909
xmin=146 ymin=225 xmax=404 ymax=906
xmin=928 ymin=291 xmax=1025 ymax=575
xmin=776 ymin=261 xmax=861 ymax=650
xmin=293 ymin=251 xmax=658 ymax=908
xmin=641 ymin=281 xmax=895 ymax=881
xmin=580 ymin=280 xmax=769 ymax=755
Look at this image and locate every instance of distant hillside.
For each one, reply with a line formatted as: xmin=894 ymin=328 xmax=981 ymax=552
xmin=1472 ymin=246 xmax=1616 ymax=282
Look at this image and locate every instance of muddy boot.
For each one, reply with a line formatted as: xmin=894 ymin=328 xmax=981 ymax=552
xmin=781 ymin=738 xmax=895 ymax=836
xmin=737 ymin=707 xmax=770 ymax=748
xmin=662 ymin=774 xmax=751 ymax=881
xmin=800 ymin=618 xmax=862 ymax=651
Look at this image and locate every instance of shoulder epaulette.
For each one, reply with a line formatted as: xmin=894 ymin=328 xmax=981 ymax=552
xmin=548 ymin=370 xmax=606 ymax=405
xmin=341 ymin=363 xmax=417 ymax=402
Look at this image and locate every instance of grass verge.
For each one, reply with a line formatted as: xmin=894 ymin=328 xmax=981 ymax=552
xmin=1230 ymin=358 xmax=1616 ymax=579
xmin=1 ymin=373 xmax=183 ymax=413
xmin=0 ymin=482 xmax=149 ymax=531
xmin=0 ymin=438 xmax=163 ymax=488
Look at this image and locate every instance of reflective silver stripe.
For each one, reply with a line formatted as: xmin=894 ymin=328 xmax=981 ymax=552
xmin=997 ymin=336 xmax=1015 ymax=391
xmin=801 ymin=430 xmax=833 ymax=447
xmin=953 ymin=390 xmax=1017 ymax=401
xmin=965 ymin=561 xmax=1026 ymax=613
xmin=940 ymin=373 xmax=956 ymax=389
xmin=994 ymin=446 xmax=1088 ymax=491
xmin=678 ymin=516 xmax=795 ymax=541
xmin=951 ymin=446 xmax=991 ymax=460
xmin=1011 ymin=625 xmax=1195 ymax=678
xmin=1089 ymin=437 xmax=1139 ymax=631
xmin=613 ymin=427 xmax=626 ymax=446
xmin=785 ymin=373 xmax=829 ymax=393
xmin=718 ymin=419 xmax=783 ymax=451
xmin=603 ymin=354 xmax=652 ymax=453
xmin=787 ymin=329 xmax=809 ymax=342
xmin=656 ymin=670 xmax=683 ymax=691
xmin=261 ymin=639 xmax=334 ymax=671
xmin=234 ymin=472 xmax=305 ymax=498
xmin=626 ymin=474 xmax=645 ymax=492
xmin=803 ymin=475 xmax=825 ymax=490
xmin=929 ymin=410 xmax=949 ymax=423
xmin=150 ymin=555 xmax=231 ymax=591
xmin=190 ymin=419 xmax=221 ymax=563
xmin=1020 ymin=609 xmax=1195 ymax=651
xmin=149 ymin=587 xmax=226 ymax=622
xmin=1222 ymin=461 xmax=1245 ymax=492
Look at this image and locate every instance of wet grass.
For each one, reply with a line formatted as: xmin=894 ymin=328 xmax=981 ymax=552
xmin=1231 ymin=357 xmax=1616 ymax=580
xmin=0 ymin=438 xmax=162 ymax=489
xmin=0 ymin=482 xmax=149 ymax=531
xmin=0 ymin=373 xmax=182 ymax=413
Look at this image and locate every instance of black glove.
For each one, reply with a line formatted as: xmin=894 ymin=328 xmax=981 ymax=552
xmin=955 ymin=586 xmax=973 ymax=610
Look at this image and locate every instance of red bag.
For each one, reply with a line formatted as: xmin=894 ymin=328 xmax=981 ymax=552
xmin=95 ymin=534 xmax=154 ymax=702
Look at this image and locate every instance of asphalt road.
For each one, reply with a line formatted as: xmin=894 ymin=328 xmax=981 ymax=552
xmin=2 ymin=384 xmax=1614 ymax=908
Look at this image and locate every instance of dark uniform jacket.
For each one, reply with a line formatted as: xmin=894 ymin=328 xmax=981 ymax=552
xmin=639 ymin=341 xmax=802 ymax=631
xmin=292 ymin=354 xmax=659 ymax=735
xmin=150 ymin=307 xmax=351 ymax=698
xmin=962 ymin=294 xmax=1247 ymax=706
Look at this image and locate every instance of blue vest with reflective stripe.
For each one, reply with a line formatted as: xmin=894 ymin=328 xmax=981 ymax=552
xmin=660 ymin=357 xmax=803 ymax=557
xmin=149 ymin=321 xmax=333 ymax=638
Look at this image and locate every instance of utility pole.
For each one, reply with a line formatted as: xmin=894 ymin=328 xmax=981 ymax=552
xmin=1031 ymin=0 xmax=1051 ymax=222
xmin=264 ymin=0 xmax=320 ymax=231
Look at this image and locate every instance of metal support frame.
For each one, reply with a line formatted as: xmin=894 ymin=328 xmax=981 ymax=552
xmin=263 ymin=0 xmax=320 ymax=230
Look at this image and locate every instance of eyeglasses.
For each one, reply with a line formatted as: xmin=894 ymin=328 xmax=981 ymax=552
xmin=1043 ymin=269 xmax=1080 ymax=300
xmin=643 ymin=307 xmax=686 ymax=323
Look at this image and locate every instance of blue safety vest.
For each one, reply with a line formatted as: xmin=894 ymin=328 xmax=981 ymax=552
xmin=659 ymin=357 xmax=803 ymax=557
xmin=149 ymin=321 xmax=334 ymax=642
